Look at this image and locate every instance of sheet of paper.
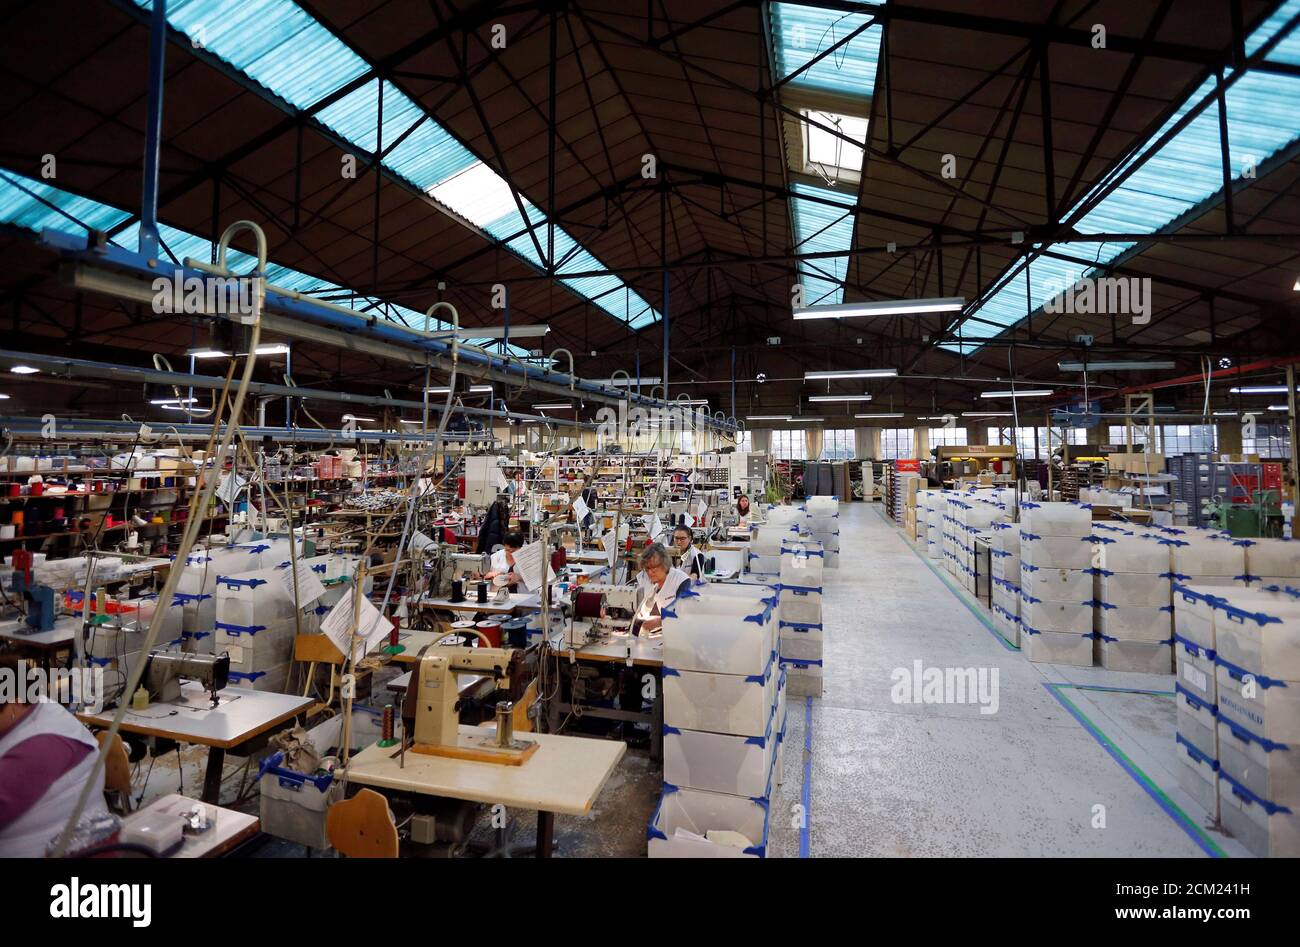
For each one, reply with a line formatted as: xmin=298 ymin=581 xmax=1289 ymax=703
xmin=216 ymin=471 xmax=247 ymax=507
xmin=279 ymin=561 xmax=326 ymax=605
xmin=409 ymin=529 xmax=436 ymax=552
xmin=511 ymin=540 xmax=555 ymax=592
xmin=321 ymin=588 xmax=391 ymax=660
xmin=603 ymin=530 xmax=617 ymax=569
xmin=571 ymin=495 xmax=589 ymax=523
xmin=648 ymin=514 xmax=663 ymax=542
xmin=494 ymin=466 xmax=509 ymax=490
xmin=694 ymin=498 xmax=708 ymax=522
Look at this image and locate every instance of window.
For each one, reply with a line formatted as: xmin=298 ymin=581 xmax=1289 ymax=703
xmin=928 ymin=426 xmax=968 ymax=447
xmin=733 ymin=430 xmax=752 ymax=453
xmin=771 ymin=429 xmax=807 ymax=460
xmin=880 ymin=428 xmax=914 ymax=461
xmin=802 ymin=109 xmax=868 ymax=186
xmin=987 ymin=426 xmax=1010 ymax=447
xmin=1243 ymin=422 xmax=1292 ymax=459
xmin=821 ymin=429 xmax=855 ymax=460
xmin=1160 ymin=425 xmax=1217 ymax=457
xmin=1108 ymin=424 xmax=1152 ymax=450
xmin=680 ymin=429 xmax=695 ymax=454
xmin=1065 ymin=428 xmax=1088 ymax=445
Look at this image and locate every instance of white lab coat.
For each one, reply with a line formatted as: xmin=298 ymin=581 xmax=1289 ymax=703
xmin=490 ymin=548 xmax=514 ymax=575
xmin=636 ymin=566 xmax=692 ymax=612
xmin=677 ymin=544 xmax=705 ymax=576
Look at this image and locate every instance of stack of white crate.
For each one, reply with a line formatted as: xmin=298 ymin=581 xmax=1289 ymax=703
xmin=174 ymin=539 xmax=292 ymax=653
xmin=921 ymin=490 xmax=947 ymax=560
xmin=989 ymin=522 xmax=1021 ymax=645
xmin=1213 ymin=584 xmax=1300 ymax=857
xmin=1092 ymin=530 xmax=1176 ymax=673
xmin=654 ymin=583 xmax=782 ymax=857
xmin=778 ymin=538 xmax=824 ymax=698
xmin=959 ymin=496 xmax=1008 ymax=593
xmin=750 ymin=506 xmax=803 ymax=576
xmin=213 ymin=553 xmax=333 ymax=692
xmin=1171 ymin=582 xmax=1229 ymax=823
xmin=1017 ymin=501 xmax=1094 ymax=666
xmin=804 ymin=496 xmax=839 ymax=569
xmin=1168 ymin=533 xmax=1249 ymax=595
xmin=83 ymin=593 xmax=186 ymax=694
xmin=941 ymin=496 xmax=968 ymax=577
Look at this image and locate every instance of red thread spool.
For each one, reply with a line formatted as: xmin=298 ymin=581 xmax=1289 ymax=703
xmin=389 ymin=617 xmax=400 ymax=647
xmin=381 ymin=704 xmax=394 ymax=743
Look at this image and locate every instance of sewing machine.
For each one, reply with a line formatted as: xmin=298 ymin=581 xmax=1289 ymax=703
xmin=11 ymin=572 xmax=56 ymax=633
xmin=142 ymin=651 xmax=231 ymax=705
xmin=449 ymin=552 xmax=491 ymax=583
xmin=400 ymin=644 xmax=536 ymax=764
xmin=573 ymin=583 xmax=642 ymax=638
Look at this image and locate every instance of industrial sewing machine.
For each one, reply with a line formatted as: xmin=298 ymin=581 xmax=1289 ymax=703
xmin=399 ymin=643 xmax=536 ymax=764
xmin=10 ymin=572 xmax=56 ymax=633
xmin=561 ymin=582 xmax=643 ymax=645
xmin=142 ymin=651 xmax=231 ymax=706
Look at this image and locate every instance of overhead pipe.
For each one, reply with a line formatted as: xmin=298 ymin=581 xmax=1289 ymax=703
xmin=46 ymin=227 xmax=737 ymax=430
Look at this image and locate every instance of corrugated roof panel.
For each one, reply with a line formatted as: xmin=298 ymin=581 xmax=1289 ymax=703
xmin=770 ymin=3 xmax=881 ymax=99
xmin=944 ymin=9 xmax=1300 ymax=353
xmin=0 ymin=171 xmax=131 ymax=234
xmin=1248 ymin=0 xmax=1300 ymax=62
xmin=132 ymin=0 xmax=369 ymax=110
xmin=790 ymin=181 xmax=854 ymax=306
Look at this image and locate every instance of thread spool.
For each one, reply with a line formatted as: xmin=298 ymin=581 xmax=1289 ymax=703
xmin=495 ymin=700 xmax=514 ymax=747
xmin=475 ymin=581 xmax=488 ymax=604
xmin=378 ymin=704 xmax=397 ymax=748
xmin=502 ymin=618 xmax=528 ymax=649
xmin=574 ymin=591 xmax=604 ymax=619
xmin=476 ymin=620 xmax=502 ymax=648
xmin=450 ymin=619 xmax=476 ymax=647
xmin=450 ymin=578 xmax=464 ymax=603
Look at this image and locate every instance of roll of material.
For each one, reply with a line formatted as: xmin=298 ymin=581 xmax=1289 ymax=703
xmin=574 ymin=591 xmax=604 ymax=619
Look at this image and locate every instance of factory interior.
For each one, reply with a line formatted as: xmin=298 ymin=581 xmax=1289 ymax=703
xmin=0 ymin=0 xmax=1298 ymax=895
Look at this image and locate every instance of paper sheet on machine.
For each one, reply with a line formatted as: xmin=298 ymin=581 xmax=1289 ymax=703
xmin=321 ymin=588 xmax=390 ymax=660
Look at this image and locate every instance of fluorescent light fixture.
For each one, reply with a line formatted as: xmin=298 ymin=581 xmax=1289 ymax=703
xmin=793 ymin=297 xmax=964 ymax=320
xmin=188 ymin=345 xmax=287 ymax=357
xmin=980 ymin=389 xmax=1054 ymax=399
xmin=1268 ymin=405 xmax=1291 ymax=412
xmin=187 ymin=348 xmax=231 ymax=359
xmin=532 ymin=403 xmax=573 ymax=410
xmin=255 ymin=344 xmax=291 ymax=356
xmin=917 ymin=416 xmax=955 ymax=421
xmin=962 ymin=411 xmax=1013 ymax=417
xmin=398 ymin=419 xmax=425 ymax=425
xmin=746 ymin=415 xmax=791 ymax=421
xmin=456 ymin=325 xmax=550 ymax=339
xmin=9 ymin=365 xmax=39 ymax=375
xmin=804 ymin=369 xmax=897 ymax=380
xmin=150 ymin=397 xmax=198 ymax=405
xmin=1228 ymin=386 xmax=1296 ymax=395
xmin=1058 ymin=360 xmax=1176 ymax=372
xmin=426 ymin=385 xmax=493 ymax=394
xmin=1212 ymin=410 xmax=1239 ymax=417
xmin=676 ymin=399 xmax=709 ymax=406
xmin=855 ymin=413 xmax=904 ymax=419
xmin=0 ymin=394 xmax=9 ymax=400
xmin=342 ymin=414 xmax=375 ymax=422
xmin=808 ymin=394 xmax=873 ymax=402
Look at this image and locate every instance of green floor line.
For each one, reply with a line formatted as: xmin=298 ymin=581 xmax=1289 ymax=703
xmin=874 ymin=504 xmax=1019 ymax=651
xmin=1047 ymin=683 xmax=1227 ymax=858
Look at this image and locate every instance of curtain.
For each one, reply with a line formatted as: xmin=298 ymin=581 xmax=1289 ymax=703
xmin=854 ymin=427 xmax=878 ymax=460
xmin=805 ymin=428 xmax=823 ymax=461
xmin=751 ymin=429 xmax=772 ymax=456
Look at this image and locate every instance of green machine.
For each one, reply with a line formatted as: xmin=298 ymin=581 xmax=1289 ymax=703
xmin=1207 ymin=490 xmax=1285 ymax=538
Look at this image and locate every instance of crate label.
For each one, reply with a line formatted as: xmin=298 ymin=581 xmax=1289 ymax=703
xmin=1180 ymin=661 xmax=1208 ymax=692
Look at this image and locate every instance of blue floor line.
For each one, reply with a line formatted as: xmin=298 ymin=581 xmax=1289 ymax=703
xmin=1043 ymin=682 xmax=1222 ymax=858
xmin=800 ymin=696 xmax=812 ymax=859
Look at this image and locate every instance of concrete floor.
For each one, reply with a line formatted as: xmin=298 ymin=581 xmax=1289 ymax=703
xmin=132 ymin=500 xmax=1250 ymax=857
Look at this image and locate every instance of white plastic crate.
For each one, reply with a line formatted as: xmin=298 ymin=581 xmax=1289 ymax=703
xmin=747 ymin=553 xmax=781 ymax=575
xmin=778 ymin=585 xmax=822 ymax=625
xmin=779 ymin=621 xmax=822 ymax=662
xmin=662 ymin=592 xmax=776 ymax=676
xmin=227 ymin=662 xmax=290 ymax=692
xmin=1176 ymin=737 xmax=1220 ymax=822
xmin=216 ymin=622 xmax=295 ymax=671
xmin=1019 ymin=501 xmax=1092 ymax=537
xmin=824 ymin=551 xmax=840 ymax=569
xmin=806 ymin=495 xmax=837 ymax=516
xmin=1097 ymin=637 xmax=1171 ymax=674
xmin=1245 ymin=538 xmax=1300 ymax=581
xmin=663 ymin=655 xmax=776 ymax=738
xmin=1099 ymin=572 xmax=1172 ymax=608
xmin=991 ymin=550 xmax=1020 ymax=583
xmin=1170 ymin=537 xmax=1247 ymax=580
xmin=663 ymin=717 xmax=776 ymax=797
xmin=779 ymin=540 xmax=824 ymax=587
xmin=1096 ymin=603 xmax=1172 ymax=643
xmin=783 ymin=658 xmax=823 ymax=697
xmin=1094 ymin=532 xmax=1171 ymax=574
xmin=1020 ymin=626 xmax=1093 ymax=666
xmin=1218 ymin=769 xmax=1300 ymax=858
xmin=1020 ymin=566 xmax=1091 ymax=604
xmin=1218 ymin=718 xmax=1300 ymax=808
xmin=1171 ymin=583 xmax=1224 ymax=652
xmin=258 ymin=769 xmax=341 ymax=849
xmin=648 ymin=785 xmax=770 ymax=858
xmin=1177 ymin=698 xmax=1217 ymax=760
xmin=1020 ymin=595 xmax=1093 ymax=634
xmin=1216 ymin=662 xmax=1300 ymax=743
xmin=1212 ymin=593 xmax=1300 ymax=682
xmin=1019 ymin=533 xmax=1092 ymax=569
xmin=991 ymin=602 xmax=1020 ymax=647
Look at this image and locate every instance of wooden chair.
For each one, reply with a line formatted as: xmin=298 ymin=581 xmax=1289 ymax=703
xmin=326 ymin=789 xmax=399 ymax=858
xmin=94 ymin=731 xmax=133 ymax=815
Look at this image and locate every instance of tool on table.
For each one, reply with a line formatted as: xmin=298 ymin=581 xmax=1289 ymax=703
xmin=142 ymin=651 xmax=230 ymax=705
